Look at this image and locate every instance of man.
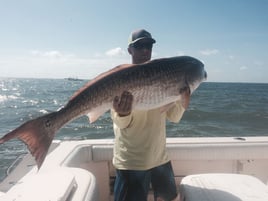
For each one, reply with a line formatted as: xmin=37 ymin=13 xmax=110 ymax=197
xmin=111 ymin=29 xmax=184 ymax=201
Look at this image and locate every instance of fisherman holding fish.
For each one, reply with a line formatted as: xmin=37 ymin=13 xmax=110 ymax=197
xmin=111 ymin=29 xmax=184 ymax=201
xmin=0 ymin=28 xmax=206 ymax=201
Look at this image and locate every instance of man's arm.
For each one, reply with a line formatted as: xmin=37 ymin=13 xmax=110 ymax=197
xmin=166 ymin=101 xmax=185 ymax=123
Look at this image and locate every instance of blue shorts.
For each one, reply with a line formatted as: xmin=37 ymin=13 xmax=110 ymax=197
xmin=114 ymin=161 xmax=177 ymax=201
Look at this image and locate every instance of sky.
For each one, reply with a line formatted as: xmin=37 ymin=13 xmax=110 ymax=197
xmin=0 ymin=0 xmax=267 ymax=83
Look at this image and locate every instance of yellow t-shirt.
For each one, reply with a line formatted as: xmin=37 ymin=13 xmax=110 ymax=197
xmin=111 ymin=101 xmax=185 ymax=170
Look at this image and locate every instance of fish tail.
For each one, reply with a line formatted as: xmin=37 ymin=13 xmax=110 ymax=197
xmin=0 ymin=112 xmax=60 ymax=169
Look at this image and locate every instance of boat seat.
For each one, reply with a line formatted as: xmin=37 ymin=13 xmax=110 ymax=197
xmin=180 ymin=173 xmax=268 ymax=201
xmin=1 ymin=168 xmax=98 ymax=201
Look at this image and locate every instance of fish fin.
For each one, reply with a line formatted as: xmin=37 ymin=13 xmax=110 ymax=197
xmin=70 ymin=64 xmax=133 ymax=101
xmin=0 ymin=112 xmax=58 ymax=169
xmin=87 ymin=107 xmax=109 ymax=123
xmin=180 ymin=86 xmax=191 ymax=109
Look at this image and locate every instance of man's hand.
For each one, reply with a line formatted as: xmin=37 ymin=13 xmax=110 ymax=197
xmin=113 ymin=91 xmax=133 ymax=117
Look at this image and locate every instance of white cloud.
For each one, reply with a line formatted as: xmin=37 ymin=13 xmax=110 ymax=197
xmin=30 ymin=50 xmax=76 ymax=63
xmin=240 ymin=66 xmax=248 ymax=70
xmin=254 ymin=60 xmax=263 ymax=66
xmin=105 ymin=47 xmax=126 ymax=57
xmin=200 ymin=49 xmax=219 ymax=56
xmin=0 ymin=49 xmax=130 ymax=79
xmin=228 ymin=55 xmax=235 ymax=60
xmin=31 ymin=50 xmax=63 ymax=58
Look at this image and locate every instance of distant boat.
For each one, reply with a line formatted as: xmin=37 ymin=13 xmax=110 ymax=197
xmin=65 ymin=77 xmax=84 ymax=81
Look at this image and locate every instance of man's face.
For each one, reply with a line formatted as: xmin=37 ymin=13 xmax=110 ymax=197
xmin=128 ymin=39 xmax=153 ymax=64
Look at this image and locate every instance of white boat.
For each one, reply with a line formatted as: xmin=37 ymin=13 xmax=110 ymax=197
xmin=1 ymin=136 xmax=268 ymax=201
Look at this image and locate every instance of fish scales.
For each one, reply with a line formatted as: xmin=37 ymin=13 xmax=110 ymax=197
xmin=67 ymin=61 xmax=176 ymax=114
xmin=0 ymin=56 xmax=207 ymax=168
xmin=104 ymin=60 xmax=179 ymax=107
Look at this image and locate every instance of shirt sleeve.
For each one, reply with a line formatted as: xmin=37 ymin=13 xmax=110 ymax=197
xmin=166 ymin=101 xmax=185 ymax=123
xmin=111 ymin=109 xmax=133 ymax=129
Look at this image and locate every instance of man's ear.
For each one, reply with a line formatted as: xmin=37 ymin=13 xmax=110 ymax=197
xmin=128 ymin=47 xmax=132 ymax=55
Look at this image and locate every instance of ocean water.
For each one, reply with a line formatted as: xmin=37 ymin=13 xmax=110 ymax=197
xmin=0 ymin=78 xmax=268 ymax=181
